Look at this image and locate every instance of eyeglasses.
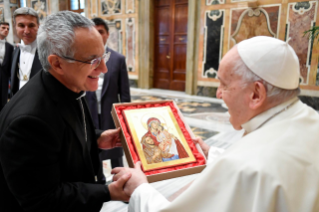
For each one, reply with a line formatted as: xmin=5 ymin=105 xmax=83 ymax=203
xmin=61 ymin=53 xmax=109 ymax=70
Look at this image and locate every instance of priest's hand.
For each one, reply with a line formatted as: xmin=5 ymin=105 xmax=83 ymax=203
xmin=97 ymin=128 xmax=122 ymax=150
xmin=112 ymin=162 xmax=148 ymax=196
xmin=108 ymin=172 xmax=132 ymax=201
xmin=192 ymin=137 xmax=210 ymax=158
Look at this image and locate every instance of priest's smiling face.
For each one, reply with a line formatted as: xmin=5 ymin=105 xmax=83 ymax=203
xmin=55 ymin=27 xmax=108 ymax=93
xmin=217 ymin=47 xmax=253 ymax=130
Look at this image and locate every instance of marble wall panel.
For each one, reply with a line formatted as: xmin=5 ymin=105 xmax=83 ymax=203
xmin=106 ymin=19 xmax=122 ymax=54
xmin=126 ymin=18 xmax=135 ymax=72
xmin=101 ymin=0 xmax=121 ymax=15
xmin=10 ymin=5 xmax=19 ymax=43
xmin=202 ymin=10 xmax=225 ymax=78
xmin=32 ymin=0 xmax=48 ymax=22
xmin=206 ymin=0 xmax=224 ymax=5
xmin=0 ymin=7 xmax=3 ymax=22
xmin=286 ymin=1 xmax=317 ymax=85
xmin=229 ymin=6 xmax=280 ymax=48
xmin=126 ymin=0 xmax=134 ymax=13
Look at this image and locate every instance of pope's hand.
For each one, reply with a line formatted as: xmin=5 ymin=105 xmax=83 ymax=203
xmin=97 ymin=128 xmax=122 ymax=150
xmin=108 ymin=172 xmax=132 ymax=201
xmin=192 ymin=137 xmax=210 ymax=158
xmin=112 ymin=162 xmax=148 ymax=196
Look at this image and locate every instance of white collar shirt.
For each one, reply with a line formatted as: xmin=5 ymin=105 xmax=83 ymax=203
xmin=19 ymin=39 xmax=37 ymax=89
xmin=0 ymin=39 xmax=6 ymax=65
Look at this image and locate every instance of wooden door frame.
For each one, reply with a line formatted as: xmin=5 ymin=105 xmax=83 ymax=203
xmin=138 ymin=0 xmax=200 ymax=95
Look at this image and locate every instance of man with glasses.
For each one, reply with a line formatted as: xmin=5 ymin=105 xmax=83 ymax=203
xmin=86 ymin=17 xmax=131 ymax=169
xmin=0 ymin=11 xmax=131 ymax=212
xmin=0 ymin=22 xmax=13 ymax=111
xmin=10 ymin=7 xmax=42 ymax=97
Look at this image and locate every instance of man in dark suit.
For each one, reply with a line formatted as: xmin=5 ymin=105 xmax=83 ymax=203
xmin=0 ymin=22 xmax=14 ymax=111
xmin=10 ymin=7 xmax=42 ymax=97
xmin=0 ymin=11 xmax=131 ymax=212
xmin=86 ymin=17 xmax=131 ymax=168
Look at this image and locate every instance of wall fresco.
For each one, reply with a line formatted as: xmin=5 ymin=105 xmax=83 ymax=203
xmin=106 ymin=19 xmax=122 ymax=54
xmin=101 ymin=0 xmax=121 ymax=15
xmin=126 ymin=18 xmax=135 ymax=72
xmin=230 ymin=6 xmax=280 ymax=48
xmin=286 ymin=1 xmax=317 ymax=85
xmin=32 ymin=0 xmax=47 ymax=22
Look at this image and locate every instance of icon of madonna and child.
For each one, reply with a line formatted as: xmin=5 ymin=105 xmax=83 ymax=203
xmin=123 ymin=106 xmax=196 ymax=171
xmin=141 ymin=117 xmax=190 ymax=165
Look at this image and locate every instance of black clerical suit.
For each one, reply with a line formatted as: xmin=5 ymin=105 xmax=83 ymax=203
xmin=10 ymin=47 xmax=42 ymax=97
xmin=0 ymin=41 xmax=13 ymax=111
xmin=0 ymin=71 xmax=110 ymax=212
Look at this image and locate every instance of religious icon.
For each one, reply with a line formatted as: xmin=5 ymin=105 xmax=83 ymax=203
xmin=123 ymin=106 xmax=196 ymax=171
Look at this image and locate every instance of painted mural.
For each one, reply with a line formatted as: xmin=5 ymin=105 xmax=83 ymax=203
xmin=106 ymin=19 xmax=122 ymax=54
xmin=101 ymin=0 xmax=121 ymax=15
xmin=286 ymin=1 xmax=317 ymax=85
xmin=229 ymin=6 xmax=280 ymax=48
xmin=126 ymin=18 xmax=135 ymax=72
xmin=31 ymin=0 xmax=47 ymax=22
xmin=0 ymin=7 xmax=3 ymax=22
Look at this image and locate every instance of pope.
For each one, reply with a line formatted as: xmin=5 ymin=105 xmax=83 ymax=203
xmin=112 ymin=36 xmax=319 ymax=212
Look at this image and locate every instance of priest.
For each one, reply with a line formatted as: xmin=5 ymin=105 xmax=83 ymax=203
xmin=112 ymin=36 xmax=319 ymax=212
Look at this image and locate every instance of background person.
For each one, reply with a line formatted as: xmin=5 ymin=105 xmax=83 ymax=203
xmin=112 ymin=36 xmax=319 ymax=212
xmin=86 ymin=17 xmax=131 ymax=168
xmin=0 ymin=22 xmax=13 ymax=111
xmin=0 ymin=11 xmax=131 ymax=212
xmin=10 ymin=7 xmax=42 ymax=97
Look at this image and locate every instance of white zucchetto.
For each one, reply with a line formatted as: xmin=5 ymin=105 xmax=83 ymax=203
xmin=237 ymin=36 xmax=300 ymax=89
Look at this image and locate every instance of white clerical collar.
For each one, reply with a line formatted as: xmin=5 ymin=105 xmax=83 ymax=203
xmin=241 ymin=97 xmax=299 ymax=134
xmin=76 ymin=91 xmax=86 ymax=100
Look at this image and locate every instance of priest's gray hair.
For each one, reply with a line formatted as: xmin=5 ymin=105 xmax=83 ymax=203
xmin=13 ymin=7 xmax=39 ymax=25
xmin=37 ymin=11 xmax=95 ymax=71
xmin=233 ymin=56 xmax=300 ymax=103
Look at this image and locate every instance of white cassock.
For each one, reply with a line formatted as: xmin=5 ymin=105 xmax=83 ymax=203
xmin=129 ymin=97 xmax=319 ymax=212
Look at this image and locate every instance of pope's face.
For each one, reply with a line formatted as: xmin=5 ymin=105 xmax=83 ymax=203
xmin=145 ymin=137 xmax=154 ymax=145
xmin=58 ymin=27 xmax=107 ymax=93
xmin=15 ymin=15 xmax=39 ymax=45
xmin=217 ymin=47 xmax=252 ymax=130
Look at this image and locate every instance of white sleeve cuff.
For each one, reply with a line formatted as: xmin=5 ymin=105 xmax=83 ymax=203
xmin=207 ymin=146 xmax=225 ymax=164
xmin=129 ymin=183 xmax=170 ymax=212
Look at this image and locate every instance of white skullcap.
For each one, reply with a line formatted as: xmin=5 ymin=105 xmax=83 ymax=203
xmin=237 ymin=36 xmax=300 ymax=89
